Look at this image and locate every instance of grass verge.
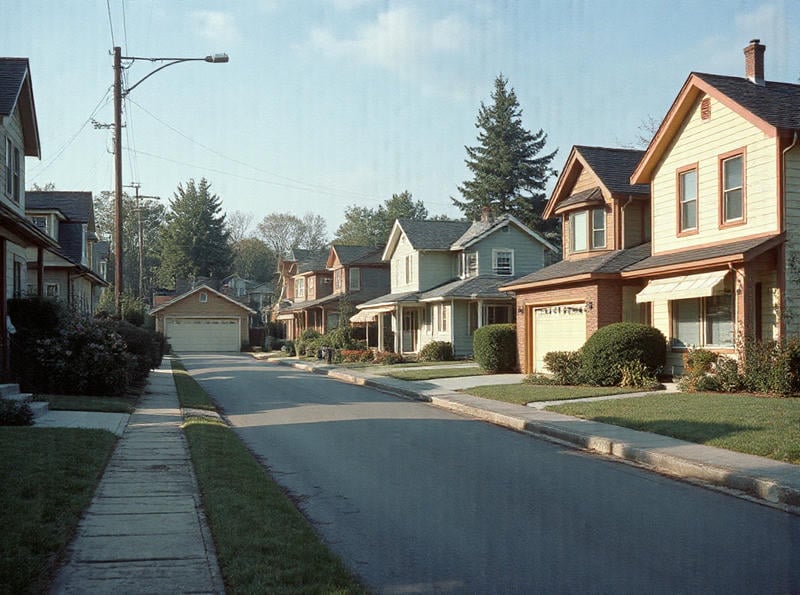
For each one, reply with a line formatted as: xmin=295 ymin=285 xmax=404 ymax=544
xmin=171 ymin=359 xmax=216 ymax=410
xmin=385 ymin=366 xmax=486 ymax=381
xmin=550 ymin=392 xmax=800 ymax=464
xmin=0 ymin=428 xmax=117 ymax=593
xmin=172 ymin=360 xmax=364 ymax=593
xmin=464 ymin=384 xmax=640 ymax=405
xmin=33 ymin=394 xmax=136 ymax=413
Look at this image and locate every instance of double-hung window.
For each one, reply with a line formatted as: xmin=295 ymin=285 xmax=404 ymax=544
xmin=570 ymin=208 xmax=606 ymax=252
xmin=671 ymin=285 xmax=734 ymax=349
xmin=349 ymin=267 xmax=360 ymax=291
xmin=295 ymin=278 xmax=305 ymax=299
xmin=6 ymin=137 xmax=20 ymax=201
xmin=678 ymin=166 xmax=698 ymax=233
xmin=592 ymin=208 xmax=606 ymax=248
xmin=721 ymin=153 xmax=744 ymax=224
xmin=459 ymin=252 xmax=478 ymax=278
xmin=436 ymin=304 xmax=448 ymax=332
xmin=493 ymin=249 xmax=513 ymax=276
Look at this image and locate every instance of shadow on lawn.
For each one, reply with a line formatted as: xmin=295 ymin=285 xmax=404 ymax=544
xmin=589 ymin=417 xmax=762 ymax=442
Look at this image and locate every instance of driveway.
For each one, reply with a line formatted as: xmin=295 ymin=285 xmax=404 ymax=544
xmin=180 ymin=353 xmax=800 ymax=594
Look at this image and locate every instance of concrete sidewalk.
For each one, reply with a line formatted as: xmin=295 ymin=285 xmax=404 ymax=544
xmin=50 ymin=362 xmax=224 ymax=594
xmin=277 ymin=357 xmax=800 ymax=510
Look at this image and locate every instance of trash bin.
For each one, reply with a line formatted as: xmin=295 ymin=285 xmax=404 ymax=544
xmin=321 ymin=346 xmax=334 ymax=364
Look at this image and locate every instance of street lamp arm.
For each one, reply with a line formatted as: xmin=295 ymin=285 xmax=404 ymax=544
xmin=123 ymin=54 xmax=229 ymax=97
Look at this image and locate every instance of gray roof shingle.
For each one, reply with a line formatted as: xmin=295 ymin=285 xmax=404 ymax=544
xmin=26 ymin=191 xmax=93 ymax=223
xmin=332 ymin=244 xmax=385 ymax=265
xmin=0 ymin=58 xmax=28 ymax=116
xmin=398 ymin=219 xmax=471 ymax=250
xmin=695 ymin=72 xmax=800 ymax=130
xmin=574 ymin=146 xmax=649 ymax=195
xmin=623 ymin=235 xmax=779 ymax=272
xmin=420 ymin=275 xmax=515 ymax=300
xmin=555 ymin=187 xmax=604 ymax=212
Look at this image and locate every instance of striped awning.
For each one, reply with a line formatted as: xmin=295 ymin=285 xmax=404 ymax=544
xmin=350 ymin=306 xmax=394 ymax=323
xmin=636 ymin=270 xmax=729 ymax=303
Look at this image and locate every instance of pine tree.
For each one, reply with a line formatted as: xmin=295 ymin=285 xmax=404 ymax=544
xmin=156 ymin=178 xmax=232 ymax=287
xmin=453 ymin=75 xmax=558 ymax=239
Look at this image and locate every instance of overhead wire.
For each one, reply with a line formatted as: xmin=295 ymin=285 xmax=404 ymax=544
xmin=105 ymin=0 xmax=116 ymax=47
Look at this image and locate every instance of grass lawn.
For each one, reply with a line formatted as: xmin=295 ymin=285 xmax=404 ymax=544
xmin=550 ymin=392 xmax=800 ymax=464
xmin=172 ymin=360 xmax=364 ymax=593
xmin=0 ymin=428 xmax=117 ymax=593
xmin=171 ymin=359 xmax=216 ymax=410
xmin=463 ymin=384 xmax=640 ymax=405
xmin=385 ymin=366 xmax=486 ymax=381
xmin=33 ymin=394 xmax=136 ymax=413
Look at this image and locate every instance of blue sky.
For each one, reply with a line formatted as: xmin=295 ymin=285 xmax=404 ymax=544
xmin=8 ymin=0 xmax=800 ymax=236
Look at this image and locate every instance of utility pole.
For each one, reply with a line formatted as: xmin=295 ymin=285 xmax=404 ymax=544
xmin=124 ymin=183 xmax=160 ymax=300
xmin=113 ymin=46 xmax=123 ymax=315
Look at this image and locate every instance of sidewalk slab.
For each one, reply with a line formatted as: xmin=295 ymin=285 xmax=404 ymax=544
xmin=34 ymin=411 xmax=130 ymax=436
xmin=51 ymin=358 xmax=223 ymax=595
xmin=273 ymin=357 xmax=800 ymax=509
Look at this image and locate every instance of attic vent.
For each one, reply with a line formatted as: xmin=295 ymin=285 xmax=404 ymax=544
xmin=199 ymin=292 xmax=208 ymax=303
xmin=701 ymin=97 xmax=711 ymax=120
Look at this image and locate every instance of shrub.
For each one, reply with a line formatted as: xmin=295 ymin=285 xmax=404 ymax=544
xmin=579 ymin=323 xmax=666 ymax=386
xmin=0 ymin=399 xmax=33 ymax=426
xmin=618 ymin=360 xmax=661 ymax=390
xmin=114 ymin=321 xmax=163 ymax=383
xmin=683 ymin=348 xmax=718 ymax=375
xmin=373 ymin=351 xmax=404 ymax=365
xmin=296 ymin=329 xmax=322 ymax=356
xmin=8 ymin=296 xmax=62 ymax=334
xmin=338 ymin=349 xmax=374 ymax=363
xmin=323 ymin=326 xmax=365 ymax=351
xmin=473 ymin=324 xmax=517 ymax=373
xmin=281 ymin=340 xmax=295 ymax=356
xmin=418 ymin=341 xmax=454 ymax=362
xmin=542 ymin=351 xmax=582 ymax=385
xmin=523 ymin=373 xmax=557 ymax=386
xmin=740 ymin=338 xmax=800 ymax=396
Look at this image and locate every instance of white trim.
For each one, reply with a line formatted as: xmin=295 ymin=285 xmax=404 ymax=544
xmin=492 ymin=248 xmax=515 ymax=276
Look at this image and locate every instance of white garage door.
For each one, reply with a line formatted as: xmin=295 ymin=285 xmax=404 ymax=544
xmin=166 ymin=318 xmax=240 ymax=352
xmin=532 ymin=305 xmax=586 ymax=372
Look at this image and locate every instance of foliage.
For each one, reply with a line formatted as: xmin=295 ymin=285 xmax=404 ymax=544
xmin=334 ymin=191 xmax=430 ymax=246
xmin=256 ymin=211 xmax=329 ymax=256
xmin=740 ymin=338 xmax=800 ymax=396
xmin=231 ymin=237 xmax=276 ymax=283
xmin=8 ymin=296 xmax=62 ymax=334
xmin=523 ymin=373 xmax=558 ymax=386
xmin=94 ymin=190 xmax=166 ymax=297
xmin=322 ymin=325 xmax=365 ymax=350
xmin=373 ymin=351 xmax=404 ymax=365
xmin=683 ymin=348 xmax=718 ymax=375
xmin=338 ymin=349 xmax=375 ymax=363
xmin=225 ymin=210 xmax=254 ymax=244
xmin=452 ymin=75 xmax=558 ymax=241
xmin=678 ymin=348 xmax=742 ymax=393
xmin=0 ymin=400 xmax=33 ymax=426
xmin=281 ymin=340 xmax=296 ymax=356
xmin=155 ymin=178 xmax=232 ymax=287
xmin=473 ymin=323 xmax=517 ymax=373
xmin=579 ymin=323 xmax=666 ymax=386
xmin=114 ymin=321 xmax=165 ymax=383
xmin=95 ymin=290 xmax=148 ymax=325
xmin=418 ymin=341 xmax=454 ymax=362
xmin=542 ymin=350 xmax=582 ymax=385
xmin=296 ymin=329 xmax=323 ymax=356
xmin=618 ymin=360 xmax=661 ymax=390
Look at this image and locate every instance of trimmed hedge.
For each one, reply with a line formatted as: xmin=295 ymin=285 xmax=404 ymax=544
xmin=579 ymin=323 xmax=666 ymax=386
xmin=473 ymin=324 xmax=517 ymax=373
xmin=418 ymin=341 xmax=454 ymax=362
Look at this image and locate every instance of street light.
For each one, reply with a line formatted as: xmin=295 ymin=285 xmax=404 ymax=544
xmin=112 ymin=46 xmax=228 ymax=313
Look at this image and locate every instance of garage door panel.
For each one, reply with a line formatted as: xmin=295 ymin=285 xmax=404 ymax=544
xmin=533 ymin=305 xmax=586 ymax=372
xmin=166 ymin=318 xmax=240 ymax=352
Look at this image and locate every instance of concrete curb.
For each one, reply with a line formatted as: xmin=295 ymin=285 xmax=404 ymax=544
xmin=270 ymin=357 xmax=800 ymax=510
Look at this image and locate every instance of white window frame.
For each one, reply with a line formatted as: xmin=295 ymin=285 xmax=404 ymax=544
xmin=492 ymin=249 xmax=514 ymax=276
xmin=32 ymin=215 xmax=48 ymax=234
xmin=45 ymin=282 xmax=60 ymax=298
xmin=295 ymin=277 xmax=305 ymax=299
xmin=199 ymin=292 xmax=209 ymax=303
xmin=591 ymin=208 xmax=606 ymax=248
xmin=459 ymin=252 xmax=478 ymax=278
xmin=334 ymin=268 xmax=343 ymax=291
xmin=679 ymin=167 xmax=698 ymax=233
xmin=437 ymin=303 xmax=448 ymax=332
xmin=404 ymin=255 xmax=413 ymax=284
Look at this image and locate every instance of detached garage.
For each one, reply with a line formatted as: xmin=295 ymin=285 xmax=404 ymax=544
xmin=151 ymin=285 xmax=255 ymax=352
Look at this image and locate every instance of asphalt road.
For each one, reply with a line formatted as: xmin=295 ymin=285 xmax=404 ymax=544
xmin=180 ymin=354 xmax=800 ymax=594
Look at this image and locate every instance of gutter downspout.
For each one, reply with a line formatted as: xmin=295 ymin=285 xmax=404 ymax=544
xmin=781 ymin=131 xmax=799 ymax=339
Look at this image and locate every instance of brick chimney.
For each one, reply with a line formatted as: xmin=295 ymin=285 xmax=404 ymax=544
xmin=480 ymin=206 xmax=493 ymax=222
xmin=744 ymin=39 xmax=765 ymax=86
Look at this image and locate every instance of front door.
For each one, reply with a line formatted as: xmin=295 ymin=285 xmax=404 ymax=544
xmin=402 ymin=309 xmax=418 ymax=353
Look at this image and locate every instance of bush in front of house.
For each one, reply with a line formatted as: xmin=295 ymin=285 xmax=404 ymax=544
xmin=0 ymin=399 xmax=33 ymax=426
xmin=579 ymin=323 xmax=666 ymax=386
xmin=740 ymin=338 xmax=800 ymax=396
xmin=542 ymin=351 xmax=582 ymax=385
xmin=373 ymin=351 xmax=404 ymax=365
xmin=338 ymin=349 xmax=374 ymax=363
xmin=473 ymin=324 xmax=517 ymax=373
xmin=418 ymin=341 xmax=454 ymax=362
xmin=114 ymin=321 xmax=165 ymax=384
xmin=322 ymin=326 xmax=366 ymax=351
xmin=296 ymin=329 xmax=323 ymax=357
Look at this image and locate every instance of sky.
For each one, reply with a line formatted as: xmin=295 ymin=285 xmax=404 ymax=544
xmin=7 ymin=0 xmax=800 ymax=238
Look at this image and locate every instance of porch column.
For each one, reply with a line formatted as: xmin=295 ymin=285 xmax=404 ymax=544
xmin=37 ymin=246 xmax=44 ymax=296
xmin=738 ymin=267 xmax=755 ymax=342
xmin=396 ymin=305 xmax=403 ymax=353
xmin=477 ymin=300 xmax=484 ymax=327
xmin=377 ymin=312 xmax=384 ymax=351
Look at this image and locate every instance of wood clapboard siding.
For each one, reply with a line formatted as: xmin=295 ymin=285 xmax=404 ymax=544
xmin=1 ymin=108 xmax=26 ymax=217
xmin=474 ymin=224 xmax=545 ymax=276
xmin=651 ymin=94 xmax=777 ymax=254
xmin=418 ymin=252 xmax=455 ymax=291
xmin=572 ymin=166 xmax=598 ymax=194
xmin=390 ymin=236 xmax=417 ymax=292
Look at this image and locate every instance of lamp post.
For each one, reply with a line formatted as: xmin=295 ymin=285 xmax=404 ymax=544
xmin=112 ymin=46 xmax=228 ymax=313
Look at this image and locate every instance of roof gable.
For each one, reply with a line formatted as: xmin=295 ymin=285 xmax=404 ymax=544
xmin=0 ymin=58 xmax=39 ymax=157
xmin=150 ymin=284 xmax=255 ymax=314
xmin=632 ymin=72 xmax=800 ymax=184
xmin=26 ymin=191 xmax=95 ymax=225
xmin=451 ymin=214 xmax=559 ymax=253
xmin=327 ymin=244 xmax=385 ymax=268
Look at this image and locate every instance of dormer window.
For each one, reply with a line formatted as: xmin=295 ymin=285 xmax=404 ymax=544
xmin=569 ymin=208 xmax=606 ymax=253
xmin=32 ymin=216 xmax=48 ymax=234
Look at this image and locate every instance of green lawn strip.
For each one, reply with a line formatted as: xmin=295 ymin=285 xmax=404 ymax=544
xmin=0 ymin=428 xmax=117 ymax=593
xmin=33 ymin=394 xmax=136 ymax=413
xmin=172 ymin=363 xmax=364 ymax=593
xmin=389 ymin=360 xmax=476 ymax=369
xmin=386 ymin=367 xmax=486 ymax=381
xmin=171 ymin=359 xmax=216 ymax=410
xmin=549 ymin=392 xmax=800 ymax=464
xmin=463 ymin=384 xmax=640 ymax=405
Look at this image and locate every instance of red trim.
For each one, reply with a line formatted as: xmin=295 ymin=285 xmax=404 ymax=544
xmin=676 ymin=163 xmax=699 ymax=237
xmin=717 ymin=147 xmax=747 ymax=229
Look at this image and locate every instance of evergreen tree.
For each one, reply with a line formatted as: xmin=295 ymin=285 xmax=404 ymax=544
xmin=334 ymin=191 xmax=431 ymax=246
xmin=155 ymin=178 xmax=232 ymax=287
xmin=453 ymin=75 xmax=558 ymax=239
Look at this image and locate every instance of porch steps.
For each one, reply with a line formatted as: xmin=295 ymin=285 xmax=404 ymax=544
xmin=0 ymin=383 xmax=48 ymax=418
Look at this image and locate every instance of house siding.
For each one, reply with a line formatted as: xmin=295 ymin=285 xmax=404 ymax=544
xmin=1 ymin=108 xmax=26 ymax=216
xmin=572 ymin=166 xmax=599 ymax=194
xmin=651 ymin=94 xmax=777 ymax=254
xmin=390 ymin=236 xmax=418 ymax=292
xmin=784 ymin=146 xmax=800 ymax=337
xmin=473 ymin=224 xmax=545 ymax=276
xmin=418 ymin=251 xmax=454 ymax=291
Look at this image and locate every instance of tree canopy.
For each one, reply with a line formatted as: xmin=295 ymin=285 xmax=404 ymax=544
xmin=452 ymin=74 xmax=558 ymax=240
xmin=334 ymin=191 xmax=430 ymax=246
xmin=155 ymin=178 xmax=232 ymax=287
xmin=232 ymin=237 xmax=276 ymax=283
xmin=256 ymin=211 xmax=328 ymax=257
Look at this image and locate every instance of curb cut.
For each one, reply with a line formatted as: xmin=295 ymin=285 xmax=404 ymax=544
xmin=268 ymin=357 xmax=800 ymax=510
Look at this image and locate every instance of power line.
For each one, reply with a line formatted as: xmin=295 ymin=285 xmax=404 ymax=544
xmin=105 ymin=0 xmax=116 ymax=47
xmin=126 ymin=98 xmax=377 ymax=202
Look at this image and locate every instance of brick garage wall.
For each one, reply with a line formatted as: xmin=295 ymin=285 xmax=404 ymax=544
xmin=513 ymin=280 xmax=624 ymax=374
xmin=155 ymin=290 xmax=251 ymax=345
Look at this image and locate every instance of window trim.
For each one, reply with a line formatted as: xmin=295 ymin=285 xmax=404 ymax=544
xmin=295 ymin=277 xmax=305 ymax=300
xmin=199 ymin=291 xmax=209 ymax=303
xmin=45 ymin=282 xmax=60 ymax=298
xmin=492 ymin=249 xmax=514 ymax=276
xmin=436 ymin=303 xmax=448 ymax=332
xmin=459 ymin=252 xmax=478 ymax=278
xmin=670 ymin=285 xmax=735 ymax=350
xmin=349 ymin=267 xmax=361 ymax=291
xmin=569 ymin=207 xmax=606 ymax=253
xmin=718 ymin=148 xmax=747 ymax=228
xmin=676 ymin=163 xmax=699 ymax=236
xmin=591 ymin=207 xmax=606 ymax=249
